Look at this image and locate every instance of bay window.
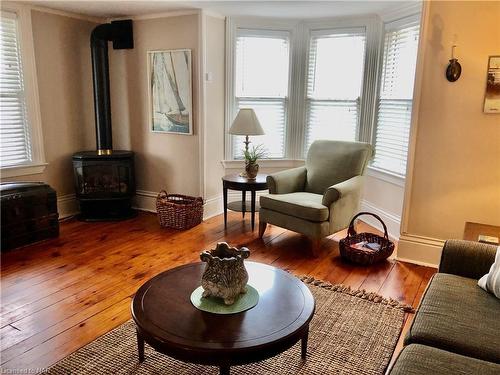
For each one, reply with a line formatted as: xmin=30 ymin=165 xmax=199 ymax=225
xmin=226 ymin=13 xmax=421 ymax=180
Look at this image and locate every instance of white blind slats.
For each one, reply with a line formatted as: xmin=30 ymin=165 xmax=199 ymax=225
xmin=0 ymin=11 xmax=32 ymax=167
xmin=233 ymin=31 xmax=290 ymax=159
xmin=305 ymin=30 xmax=366 ymax=150
xmin=372 ymin=17 xmax=419 ymax=176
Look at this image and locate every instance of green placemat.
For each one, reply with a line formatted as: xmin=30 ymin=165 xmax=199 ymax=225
xmin=190 ymin=285 xmax=259 ymax=314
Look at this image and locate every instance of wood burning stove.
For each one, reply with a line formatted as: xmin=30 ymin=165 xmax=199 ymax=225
xmin=72 ymin=20 xmax=136 ymax=221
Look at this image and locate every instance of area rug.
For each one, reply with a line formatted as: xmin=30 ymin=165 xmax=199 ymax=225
xmin=48 ymin=277 xmax=412 ymax=375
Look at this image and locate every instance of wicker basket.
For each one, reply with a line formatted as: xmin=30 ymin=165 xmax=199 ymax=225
xmin=156 ymin=191 xmax=203 ymax=230
xmin=339 ymin=212 xmax=395 ymax=266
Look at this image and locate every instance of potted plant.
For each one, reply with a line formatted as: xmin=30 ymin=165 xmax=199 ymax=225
xmin=243 ymin=144 xmax=266 ymax=179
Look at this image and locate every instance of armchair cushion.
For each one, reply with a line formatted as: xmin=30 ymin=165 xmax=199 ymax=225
xmin=305 ymin=140 xmax=372 ymax=195
xmin=260 ymin=192 xmax=329 ymax=222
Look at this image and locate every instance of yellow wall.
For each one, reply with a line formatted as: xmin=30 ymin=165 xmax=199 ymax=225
xmin=406 ymin=0 xmax=500 ymax=240
xmin=4 ymin=10 xmax=97 ymax=196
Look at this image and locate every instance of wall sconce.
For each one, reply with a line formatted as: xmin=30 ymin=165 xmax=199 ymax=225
xmin=446 ymin=45 xmax=462 ymax=82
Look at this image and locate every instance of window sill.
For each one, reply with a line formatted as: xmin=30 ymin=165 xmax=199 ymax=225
xmin=221 ymin=159 xmax=305 ymax=169
xmin=1 ymin=162 xmax=48 ymax=178
xmin=366 ymin=166 xmax=405 ymax=187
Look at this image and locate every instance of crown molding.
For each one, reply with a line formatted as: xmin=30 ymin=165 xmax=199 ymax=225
xmin=109 ymin=9 xmax=200 ymax=22
xmin=379 ymin=1 xmax=422 ymax=23
xmin=1 ymin=1 xmax=106 ymax=23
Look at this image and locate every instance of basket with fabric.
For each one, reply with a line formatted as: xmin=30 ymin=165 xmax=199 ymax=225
xmin=156 ymin=191 xmax=203 ymax=230
xmin=339 ymin=212 xmax=395 ymax=265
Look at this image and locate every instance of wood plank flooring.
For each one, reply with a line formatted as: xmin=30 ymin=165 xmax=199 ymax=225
xmin=0 ymin=211 xmax=436 ymax=372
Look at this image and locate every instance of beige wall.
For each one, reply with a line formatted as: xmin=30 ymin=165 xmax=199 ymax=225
xmin=3 ymin=10 xmax=97 ymax=196
xmin=203 ymin=15 xmax=226 ymax=200
xmin=109 ymin=14 xmax=201 ymax=196
xmin=406 ymin=1 xmax=500 ymax=240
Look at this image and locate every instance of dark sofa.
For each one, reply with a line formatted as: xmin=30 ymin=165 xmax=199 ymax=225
xmin=389 ymin=240 xmax=500 ymax=374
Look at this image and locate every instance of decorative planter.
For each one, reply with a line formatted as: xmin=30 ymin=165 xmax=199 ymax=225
xmin=245 ymin=162 xmax=259 ymax=179
xmin=200 ymin=242 xmax=250 ymax=305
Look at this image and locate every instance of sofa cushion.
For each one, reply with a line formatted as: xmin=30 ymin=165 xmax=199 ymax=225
xmin=260 ymin=192 xmax=329 ymax=222
xmin=405 ymin=273 xmax=500 ymax=363
xmin=389 ymin=344 xmax=500 ymax=375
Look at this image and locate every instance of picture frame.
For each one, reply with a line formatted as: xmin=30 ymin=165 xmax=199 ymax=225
xmin=483 ymin=55 xmax=500 ymax=114
xmin=148 ymin=49 xmax=193 ymax=134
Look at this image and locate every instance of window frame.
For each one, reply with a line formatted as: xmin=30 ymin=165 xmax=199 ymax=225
xmin=225 ymin=17 xmax=298 ymax=160
xmin=304 ymin=27 xmax=367 ymax=151
xmin=232 ymin=28 xmax=291 ymax=159
xmin=0 ymin=2 xmax=45 ymax=178
xmin=369 ymin=13 xmax=421 ymax=178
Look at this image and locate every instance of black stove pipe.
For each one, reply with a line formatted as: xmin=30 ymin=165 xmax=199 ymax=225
xmin=90 ymin=20 xmax=133 ymax=153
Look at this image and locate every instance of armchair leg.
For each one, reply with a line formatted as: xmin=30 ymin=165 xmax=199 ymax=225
xmin=311 ymin=239 xmax=322 ymax=257
xmin=259 ymin=221 xmax=267 ymax=238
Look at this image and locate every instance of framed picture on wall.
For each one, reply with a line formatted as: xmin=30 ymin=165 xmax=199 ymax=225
xmin=483 ymin=55 xmax=500 ymax=114
xmin=148 ymin=49 xmax=193 ymax=134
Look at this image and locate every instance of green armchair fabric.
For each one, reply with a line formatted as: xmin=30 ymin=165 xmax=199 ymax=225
xmin=259 ymin=140 xmax=373 ymax=253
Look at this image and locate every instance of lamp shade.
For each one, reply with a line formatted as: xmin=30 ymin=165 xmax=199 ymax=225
xmin=228 ymin=109 xmax=264 ymax=136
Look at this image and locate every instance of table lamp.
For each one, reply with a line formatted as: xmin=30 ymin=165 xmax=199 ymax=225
xmin=228 ymin=108 xmax=265 ymax=156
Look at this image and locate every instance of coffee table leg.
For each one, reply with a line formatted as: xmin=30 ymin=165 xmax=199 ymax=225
xmin=220 ymin=365 xmax=230 ymax=375
xmin=137 ymin=330 xmax=145 ymax=363
xmin=301 ymin=327 xmax=309 ymax=359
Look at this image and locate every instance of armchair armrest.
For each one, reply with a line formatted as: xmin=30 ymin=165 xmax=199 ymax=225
xmin=439 ymin=239 xmax=497 ymax=279
xmin=267 ymin=166 xmax=307 ymax=194
xmin=322 ymin=175 xmax=363 ymax=207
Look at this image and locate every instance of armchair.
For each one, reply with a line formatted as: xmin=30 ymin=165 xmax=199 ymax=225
xmin=259 ymin=140 xmax=373 ymax=255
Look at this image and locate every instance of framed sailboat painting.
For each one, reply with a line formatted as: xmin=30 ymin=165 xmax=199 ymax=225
xmin=148 ymin=49 xmax=193 ymax=134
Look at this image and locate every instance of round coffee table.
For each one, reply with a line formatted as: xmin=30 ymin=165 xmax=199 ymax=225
xmin=131 ymin=262 xmax=315 ymax=375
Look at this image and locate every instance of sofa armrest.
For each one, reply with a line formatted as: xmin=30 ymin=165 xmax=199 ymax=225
xmin=439 ymin=239 xmax=497 ymax=279
xmin=267 ymin=166 xmax=307 ymax=194
xmin=322 ymin=175 xmax=363 ymax=207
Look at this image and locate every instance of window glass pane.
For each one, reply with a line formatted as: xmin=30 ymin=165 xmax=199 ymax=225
xmin=308 ymin=32 xmax=366 ymax=100
xmin=232 ymin=99 xmax=286 ymax=159
xmin=235 ymin=34 xmax=289 ymax=98
xmin=0 ymin=11 xmax=32 ymax=167
xmin=305 ymin=30 xmax=366 ymax=150
xmin=232 ymin=30 xmax=290 ymax=159
xmin=373 ymin=19 xmax=420 ymax=176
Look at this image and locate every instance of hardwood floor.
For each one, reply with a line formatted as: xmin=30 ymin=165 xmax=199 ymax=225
xmin=0 ymin=211 xmax=436 ymax=371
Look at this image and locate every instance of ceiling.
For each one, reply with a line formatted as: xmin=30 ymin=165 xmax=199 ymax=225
xmin=28 ymin=1 xmax=415 ymax=19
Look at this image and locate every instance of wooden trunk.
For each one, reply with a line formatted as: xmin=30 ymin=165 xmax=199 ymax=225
xmin=1 ymin=182 xmax=59 ymax=251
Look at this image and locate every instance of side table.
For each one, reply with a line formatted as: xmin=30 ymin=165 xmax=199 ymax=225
xmin=222 ymin=174 xmax=268 ymax=231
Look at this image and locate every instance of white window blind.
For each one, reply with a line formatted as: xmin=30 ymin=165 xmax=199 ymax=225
xmin=372 ymin=17 xmax=420 ymax=176
xmin=233 ymin=30 xmax=289 ymax=158
xmin=0 ymin=11 xmax=32 ymax=167
xmin=305 ymin=29 xmax=366 ymax=151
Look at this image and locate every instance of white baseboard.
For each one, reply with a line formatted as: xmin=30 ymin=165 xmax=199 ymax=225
xmin=202 ymin=196 xmax=223 ymax=220
xmin=397 ymin=233 xmax=444 ymax=268
xmin=359 ymin=199 xmax=401 ymax=240
xmin=57 ymin=193 xmax=79 ymax=219
xmin=133 ymin=190 xmax=157 ymax=213
xmin=134 ymin=190 xmax=224 ymax=221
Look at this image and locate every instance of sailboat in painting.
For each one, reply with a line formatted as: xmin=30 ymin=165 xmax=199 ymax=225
xmin=151 ymin=50 xmax=192 ymax=133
